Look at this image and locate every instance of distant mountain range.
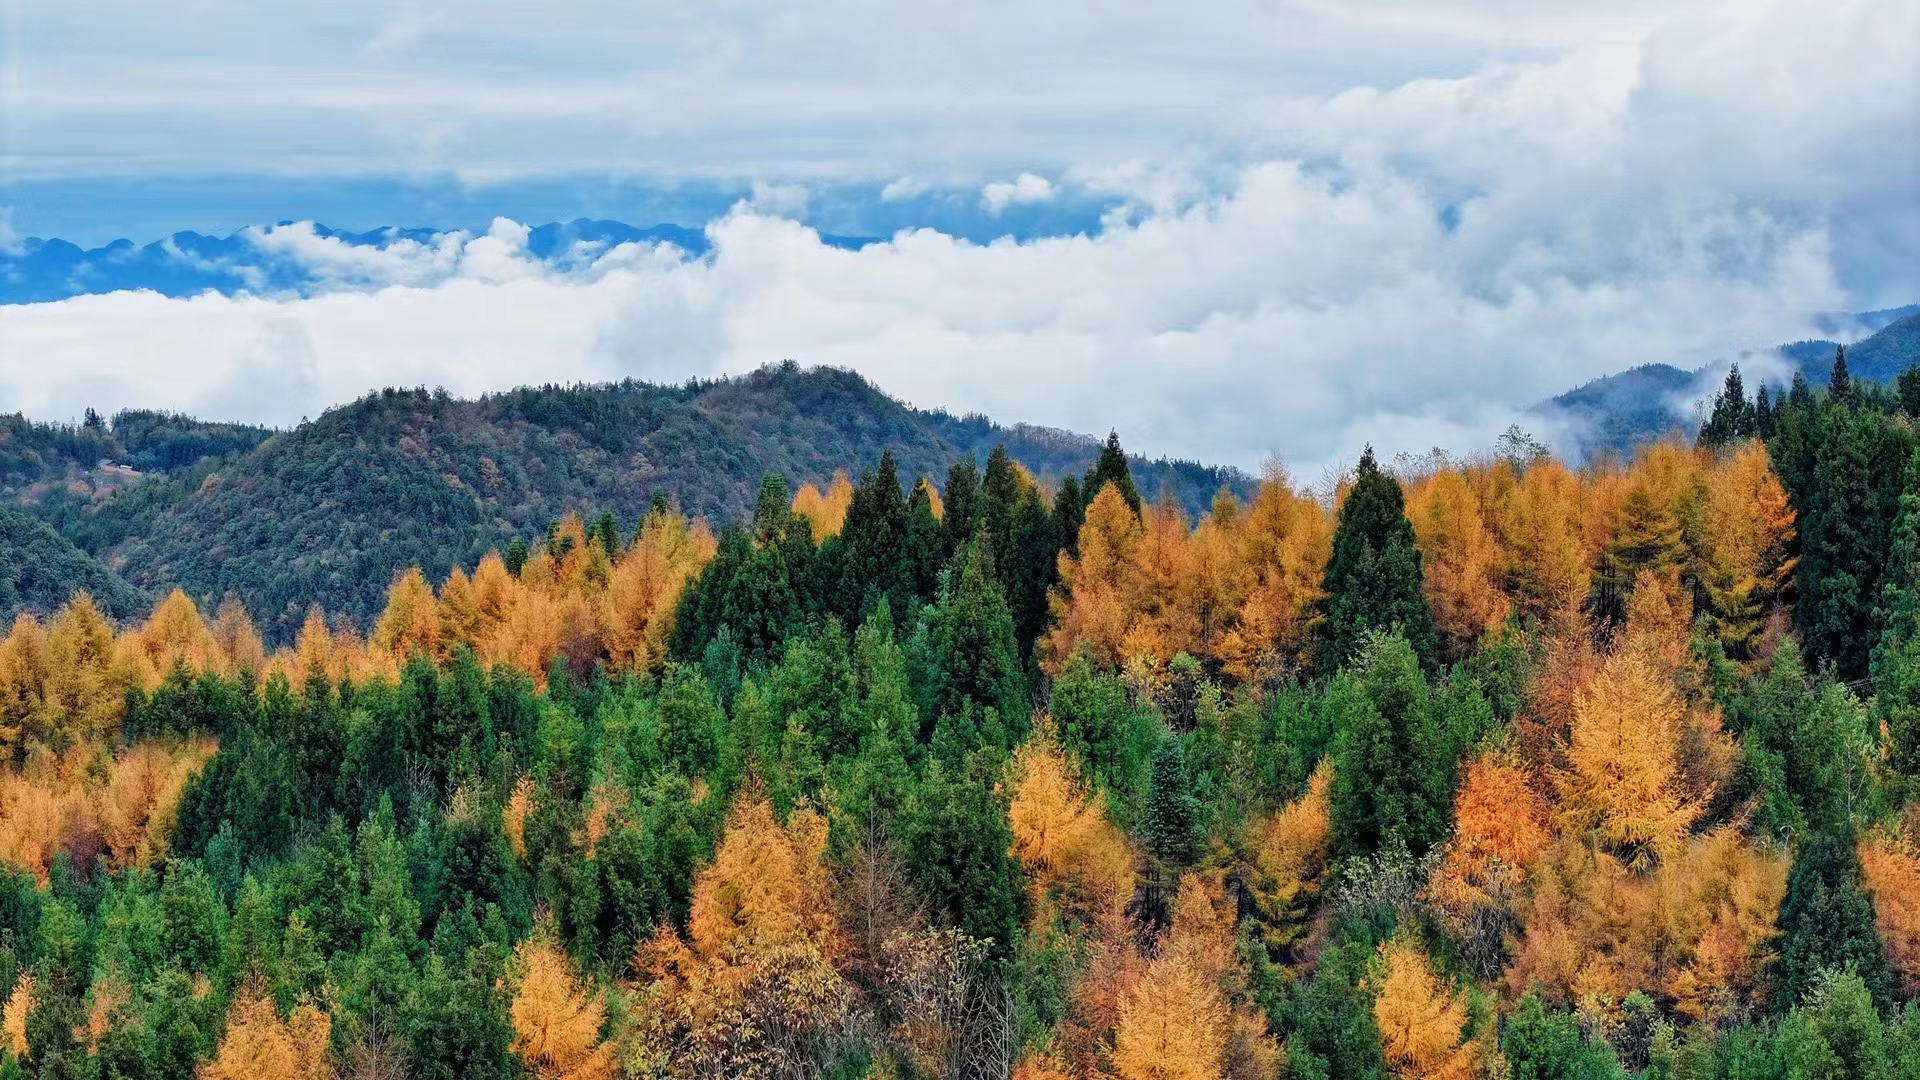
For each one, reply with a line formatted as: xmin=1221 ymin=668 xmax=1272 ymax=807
xmin=0 ymin=364 xmax=1249 ymax=637
xmin=1536 ymin=305 xmax=1920 ymax=460
xmin=0 ymin=218 xmax=880 ymax=303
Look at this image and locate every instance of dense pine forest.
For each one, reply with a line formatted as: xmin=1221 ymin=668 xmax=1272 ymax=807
xmin=6 ymin=350 xmax=1920 ymax=1079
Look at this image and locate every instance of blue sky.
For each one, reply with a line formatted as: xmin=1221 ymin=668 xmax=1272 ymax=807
xmin=2 ymin=0 xmax=1916 ymax=472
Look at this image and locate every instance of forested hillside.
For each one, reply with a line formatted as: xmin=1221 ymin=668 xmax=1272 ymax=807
xmin=5 ymin=356 xmax=1920 ymax=1078
xmin=0 ymin=506 xmax=147 ymax=621
xmin=1538 ymin=306 xmax=1920 ymax=460
xmin=5 ymin=364 xmax=1247 ymax=642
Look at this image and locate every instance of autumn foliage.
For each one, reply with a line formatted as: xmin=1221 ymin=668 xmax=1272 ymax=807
xmin=509 ymin=933 xmax=616 ymax=1080
xmin=201 ymin=991 xmax=335 ymax=1080
xmin=1046 ymin=440 xmax=1796 ymax=682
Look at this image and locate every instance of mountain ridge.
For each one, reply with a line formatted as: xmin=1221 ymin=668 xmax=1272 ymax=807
xmin=5 ymin=363 xmax=1250 ymax=638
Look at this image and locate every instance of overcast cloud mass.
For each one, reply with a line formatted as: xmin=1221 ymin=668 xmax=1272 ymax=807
xmin=1 ymin=0 xmax=1916 ymax=474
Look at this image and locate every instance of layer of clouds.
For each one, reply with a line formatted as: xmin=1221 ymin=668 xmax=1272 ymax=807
xmin=1 ymin=0 xmax=1913 ymax=475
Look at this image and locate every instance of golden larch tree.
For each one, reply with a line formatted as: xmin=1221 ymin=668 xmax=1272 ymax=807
xmin=1859 ymin=826 xmax=1920 ymax=998
xmin=201 ymin=990 xmax=335 ymax=1080
xmin=1556 ymin=650 xmax=1704 ymax=869
xmin=792 ymin=472 xmax=854 ymax=540
xmin=509 ymin=934 xmax=615 ymax=1080
xmin=1008 ymin=727 xmax=1136 ymax=926
xmin=1407 ymin=470 xmax=1509 ymax=664
xmin=1492 ymin=459 xmax=1588 ymax=626
xmin=373 ymin=567 xmax=443 ymax=662
xmin=1244 ymin=762 xmax=1332 ymax=957
xmin=603 ymin=509 xmax=715 ymax=674
xmin=1217 ymin=465 xmax=1331 ymax=681
xmin=1045 ymin=485 xmax=1145 ymax=674
xmin=1373 ymin=937 xmax=1476 ymax=1080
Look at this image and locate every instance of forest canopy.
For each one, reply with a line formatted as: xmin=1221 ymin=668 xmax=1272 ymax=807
xmin=3 ymin=360 xmax=1920 ymax=1079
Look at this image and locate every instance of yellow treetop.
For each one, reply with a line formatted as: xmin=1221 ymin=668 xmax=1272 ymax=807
xmin=509 ymin=935 xmax=615 ymax=1080
xmin=1556 ymin=650 xmax=1704 ymax=869
xmin=1373 ymin=937 xmax=1476 ymax=1080
xmin=200 ymin=991 xmax=335 ymax=1080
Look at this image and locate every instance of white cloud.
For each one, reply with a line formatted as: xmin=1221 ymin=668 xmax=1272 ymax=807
xmin=880 ymin=177 xmax=931 ymax=202
xmin=981 ymin=174 xmax=1055 ymax=214
xmin=0 ymin=0 xmax=1907 ymax=474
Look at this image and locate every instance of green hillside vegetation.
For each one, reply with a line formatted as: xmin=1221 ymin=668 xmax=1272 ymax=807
xmin=17 ymin=363 xmax=1247 ymax=640
xmin=0 ymin=504 xmax=148 ymax=620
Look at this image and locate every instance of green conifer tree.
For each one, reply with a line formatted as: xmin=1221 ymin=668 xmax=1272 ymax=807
xmin=1775 ymin=825 xmax=1893 ymax=1012
xmin=1083 ymin=431 xmax=1142 ymax=517
xmin=1316 ymin=449 xmax=1437 ymax=676
xmin=1327 ymin=633 xmax=1454 ymax=862
xmin=1140 ymin=737 xmax=1203 ymax=872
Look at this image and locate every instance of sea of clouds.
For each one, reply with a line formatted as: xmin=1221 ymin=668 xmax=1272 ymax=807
xmin=1 ymin=0 xmax=1913 ymax=475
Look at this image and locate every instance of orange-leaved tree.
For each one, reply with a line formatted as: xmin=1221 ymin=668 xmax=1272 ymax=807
xmin=1372 ymin=936 xmax=1477 ymax=1080
xmin=508 ymin=933 xmax=615 ymax=1080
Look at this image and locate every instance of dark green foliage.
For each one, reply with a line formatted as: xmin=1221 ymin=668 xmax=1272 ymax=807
xmin=1083 ymin=431 xmax=1142 ymax=517
xmin=0 ymin=504 xmax=148 ymax=621
xmin=671 ymin=475 xmax=824 ymax=667
xmin=1049 ymin=650 xmax=1153 ymax=819
xmin=1327 ymin=634 xmax=1457 ymax=863
xmin=1501 ymin=993 xmax=1625 ymax=1080
xmin=978 ymin=446 xmax=1061 ymax=656
xmin=1316 ymin=449 xmax=1437 ymax=676
xmin=924 ymin=535 xmax=1027 ymax=728
xmin=1725 ymin=640 xmax=1866 ymax=836
xmin=899 ymin=753 xmax=1023 ymax=959
xmin=1775 ymin=826 xmax=1893 ymax=1012
xmin=1282 ymin=940 xmax=1387 ymax=1080
xmin=0 ymin=409 xmax=270 ymax=493
xmin=831 ymin=450 xmax=915 ymax=622
xmin=656 ymin=663 xmax=724 ymax=777
xmin=1776 ymin=970 xmax=1897 ymax=1080
xmin=1053 ymin=474 xmax=1085 ymax=558
xmin=1699 ymin=363 xmax=1758 ymax=448
xmin=1772 ymin=386 xmax=1914 ymax=679
xmin=1140 ymin=737 xmax=1203 ymax=872
xmin=1829 ymin=345 xmax=1852 ymax=403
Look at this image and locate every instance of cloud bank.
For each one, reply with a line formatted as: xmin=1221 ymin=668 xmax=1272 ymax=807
xmin=1 ymin=0 xmax=1912 ymax=476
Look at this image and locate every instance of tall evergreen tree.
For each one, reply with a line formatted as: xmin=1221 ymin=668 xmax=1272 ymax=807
xmin=1053 ymin=474 xmax=1085 ymax=558
xmin=902 ymin=477 xmax=945 ymax=603
xmin=1699 ymin=363 xmax=1756 ymax=448
xmin=925 ymin=533 xmax=1027 ymax=728
xmin=1830 ymin=344 xmax=1852 ymax=403
xmin=1327 ymin=633 xmax=1455 ymax=862
xmin=899 ymin=752 xmax=1024 ymax=958
xmin=1755 ymin=382 xmax=1777 ymax=439
xmin=1083 ymin=431 xmax=1142 ymax=517
xmin=1316 ymin=449 xmax=1437 ymax=675
xmin=1793 ymin=405 xmax=1913 ymax=678
xmin=1898 ymin=366 xmax=1920 ymax=418
xmin=941 ymin=459 xmax=981 ymax=561
xmin=834 ymin=450 xmax=911 ymax=621
xmin=1775 ymin=825 xmax=1892 ymax=1012
xmin=1140 ymin=737 xmax=1203 ymax=872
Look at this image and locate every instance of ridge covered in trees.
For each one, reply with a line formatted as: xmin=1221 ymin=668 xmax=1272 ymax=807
xmin=2 ymin=365 xmax=1248 ymax=642
xmin=7 ymin=370 xmax=1920 ymax=1078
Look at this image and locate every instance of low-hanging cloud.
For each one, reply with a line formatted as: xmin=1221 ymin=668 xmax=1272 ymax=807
xmin=0 ymin=0 xmax=1908 ymax=477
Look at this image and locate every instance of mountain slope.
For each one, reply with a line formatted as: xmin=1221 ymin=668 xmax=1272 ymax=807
xmin=1538 ymin=306 xmax=1920 ymax=459
xmin=60 ymin=364 xmax=1247 ymax=640
xmin=0 ymin=505 xmax=148 ymax=621
xmin=1535 ymin=364 xmax=1700 ymax=461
